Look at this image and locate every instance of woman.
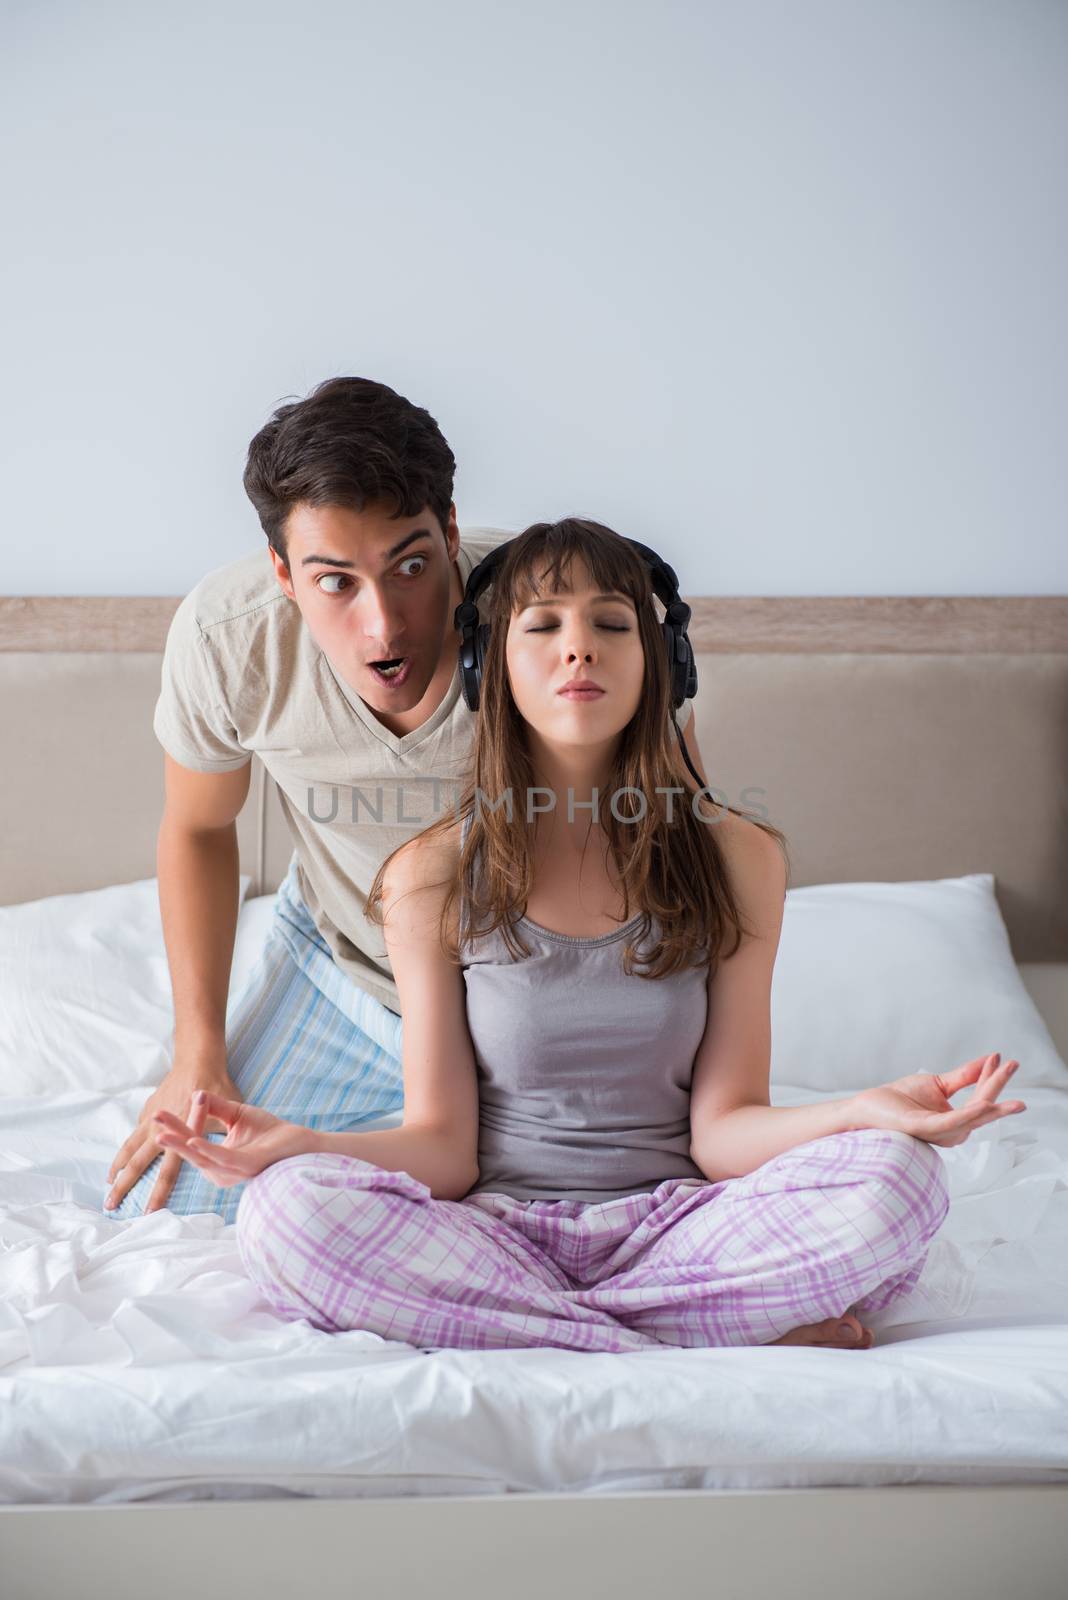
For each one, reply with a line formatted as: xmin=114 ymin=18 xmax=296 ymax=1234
xmin=151 ymin=519 xmax=1025 ymax=1353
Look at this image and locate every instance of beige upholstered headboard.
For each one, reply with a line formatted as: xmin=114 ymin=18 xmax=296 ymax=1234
xmin=2 ymin=581 xmax=1066 ymax=979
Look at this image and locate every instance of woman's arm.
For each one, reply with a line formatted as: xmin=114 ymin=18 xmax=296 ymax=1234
xmin=302 ymin=828 xmax=480 ymax=1201
xmin=689 ymin=823 xmax=861 ymax=1181
xmin=687 ymin=823 xmax=1021 ymax=1181
xmin=687 ymin=820 xmax=853 ymax=1183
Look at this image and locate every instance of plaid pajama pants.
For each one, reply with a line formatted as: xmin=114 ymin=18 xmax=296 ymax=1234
xmin=235 ymin=1130 xmax=951 ymax=1353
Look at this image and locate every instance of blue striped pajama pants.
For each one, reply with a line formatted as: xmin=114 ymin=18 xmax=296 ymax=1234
xmin=103 ymin=857 xmax=407 ymax=1226
xmin=106 ymin=862 xmax=952 ymax=1348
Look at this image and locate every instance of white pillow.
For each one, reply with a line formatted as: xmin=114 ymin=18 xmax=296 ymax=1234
xmin=770 ymin=873 xmax=1068 ymax=1094
xmin=0 ymin=877 xmax=280 ymax=1097
xmin=3 ymin=869 xmax=1062 ymax=1103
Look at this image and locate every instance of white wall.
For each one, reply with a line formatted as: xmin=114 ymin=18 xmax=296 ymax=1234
xmin=2 ymin=0 xmax=1065 ymax=597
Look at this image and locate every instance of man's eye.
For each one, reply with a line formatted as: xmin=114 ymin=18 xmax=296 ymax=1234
xmin=316 ymin=556 xmax=426 ymax=596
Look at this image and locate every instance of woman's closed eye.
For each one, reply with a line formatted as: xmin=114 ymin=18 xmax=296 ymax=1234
xmin=525 ymin=623 xmax=631 ymax=633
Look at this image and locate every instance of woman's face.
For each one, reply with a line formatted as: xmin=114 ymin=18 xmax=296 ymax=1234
xmin=504 ymin=558 xmax=645 ymax=749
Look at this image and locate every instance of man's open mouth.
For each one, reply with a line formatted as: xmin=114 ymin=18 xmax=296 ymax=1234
xmin=367 ymin=656 xmax=413 ymax=686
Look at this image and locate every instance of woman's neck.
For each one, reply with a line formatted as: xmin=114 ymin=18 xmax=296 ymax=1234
xmin=524 ymin=739 xmax=617 ymax=825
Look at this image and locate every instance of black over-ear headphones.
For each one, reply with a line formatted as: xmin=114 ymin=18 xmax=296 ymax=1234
xmin=453 ymin=536 xmax=704 ymax=789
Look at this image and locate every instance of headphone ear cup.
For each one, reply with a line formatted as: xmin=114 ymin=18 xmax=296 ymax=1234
xmin=460 ymin=621 xmax=492 ymax=713
xmin=678 ymin=629 xmax=698 ymax=702
xmin=476 ymin=623 xmax=491 ymax=683
xmin=458 ymin=618 xmax=481 ymax=712
xmin=661 ymin=620 xmax=682 ymax=709
xmin=661 ymin=620 xmax=698 ymax=708
xmin=460 ymin=659 xmax=479 ymax=713
xmin=456 ymin=539 xmax=513 ymax=713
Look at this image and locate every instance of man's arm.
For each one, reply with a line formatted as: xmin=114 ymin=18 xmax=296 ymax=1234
xmin=105 ymin=753 xmax=253 ymax=1211
xmin=157 ymin=752 xmax=252 ymax=1061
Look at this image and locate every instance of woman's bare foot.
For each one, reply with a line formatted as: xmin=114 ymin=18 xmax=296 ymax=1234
xmin=766 ymin=1313 xmax=875 ymax=1349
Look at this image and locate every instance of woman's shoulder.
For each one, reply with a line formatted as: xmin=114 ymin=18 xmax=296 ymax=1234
xmin=380 ymin=818 xmax=464 ymax=925
xmin=710 ymin=813 xmax=788 ymax=949
xmin=713 ymin=811 xmax=787 ymax=901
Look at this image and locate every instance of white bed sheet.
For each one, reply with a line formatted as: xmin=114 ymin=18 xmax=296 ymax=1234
xmin=2 ymin=1071 xmax=1067 ymax=1505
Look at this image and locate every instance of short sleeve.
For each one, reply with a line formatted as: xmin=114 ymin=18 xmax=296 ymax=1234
xmin=153 ymin=591 xmax=250 ymax=773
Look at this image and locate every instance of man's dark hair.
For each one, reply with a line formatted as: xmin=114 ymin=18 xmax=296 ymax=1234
xmin=243 ymin=376 xmax=456 ymax=566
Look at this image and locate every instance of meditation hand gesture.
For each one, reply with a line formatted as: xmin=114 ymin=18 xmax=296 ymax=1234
xmin=151 ymin=1092 xmax=308 ymax=1189
xmin=851 ymin=1053 xmax=1026 ymax=1147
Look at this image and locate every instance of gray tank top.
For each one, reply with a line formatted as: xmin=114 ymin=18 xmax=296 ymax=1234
xmin=459 ymin=809 xmax=710 ymax=1203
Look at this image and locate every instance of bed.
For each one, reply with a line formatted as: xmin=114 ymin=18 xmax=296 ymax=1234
xmin=1 ymin=579 xmax=1066 ymax=1598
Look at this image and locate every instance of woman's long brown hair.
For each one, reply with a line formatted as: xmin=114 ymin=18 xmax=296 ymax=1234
xmin=367 ymin=518 xmax=791 ymax=980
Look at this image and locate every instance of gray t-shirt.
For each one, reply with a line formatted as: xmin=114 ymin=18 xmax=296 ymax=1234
xmin=154 ymin=529 xmax=693 ymax=1018
xmin=460 ymin=812 xmax=710 ymax=1203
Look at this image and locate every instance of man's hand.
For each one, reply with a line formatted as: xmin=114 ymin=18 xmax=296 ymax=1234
xmin=105 ymin=1054 xmax=243 ymax=1213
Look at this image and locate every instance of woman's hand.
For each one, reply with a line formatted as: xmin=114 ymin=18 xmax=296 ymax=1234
xmin=106 ymin=1059 xmax=243 ymax=1213
xmin=150 ymin=1092 xmax=310 ymax=1189
xmin=850 ymin=1053 xmax=1026 ymax=1147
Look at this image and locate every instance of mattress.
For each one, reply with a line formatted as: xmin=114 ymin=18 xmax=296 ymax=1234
xmin=2 ymin=1070 xmax=1067 ymax=1504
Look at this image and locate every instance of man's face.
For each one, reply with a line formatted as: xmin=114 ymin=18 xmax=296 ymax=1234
xmin=270 ymin=500 xmax=462 ymax=713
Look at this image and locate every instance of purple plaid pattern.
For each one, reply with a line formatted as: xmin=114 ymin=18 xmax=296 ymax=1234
xmin=234 ymin=1127 xmax=951 ymax=1352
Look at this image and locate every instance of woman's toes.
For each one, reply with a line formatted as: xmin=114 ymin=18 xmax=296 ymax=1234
xmin=766 ymin=1313 xmax=875 ymax=1347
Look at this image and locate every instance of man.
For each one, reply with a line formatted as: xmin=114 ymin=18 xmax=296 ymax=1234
xmin=103 ymin=376 xmax=701 ymax=1222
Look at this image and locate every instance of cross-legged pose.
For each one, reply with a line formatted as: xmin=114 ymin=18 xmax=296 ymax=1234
xmin=147 ymin=520 xmax=1025 ymax=1352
